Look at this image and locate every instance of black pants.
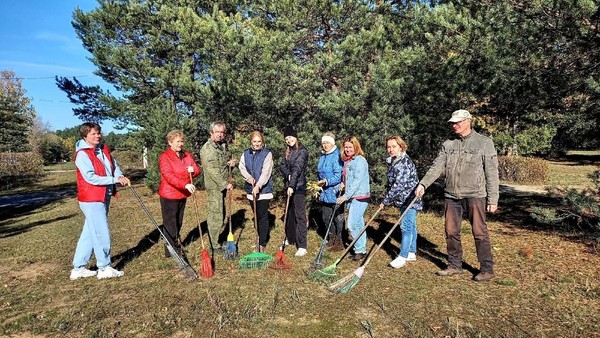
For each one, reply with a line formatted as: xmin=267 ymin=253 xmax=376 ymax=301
xmin=249 ymin=198 xmax=271 ymax=246
xmin=285 ymin=192 xmax=307 ymax=249
xmin=160 ymin=197 xmax=187 ymax=249
xmin=321 ymin=202 xmax=344 ymax=238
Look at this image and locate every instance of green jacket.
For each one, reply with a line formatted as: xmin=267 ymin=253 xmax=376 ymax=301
xmin=200 ymin=139 xmax=230 ymax=191
xmin=420 ymin=130 xmax=499 ymax=205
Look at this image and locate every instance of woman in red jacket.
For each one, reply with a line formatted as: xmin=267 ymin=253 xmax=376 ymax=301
xmin=158 ymin=130 xmax=201 ymax=257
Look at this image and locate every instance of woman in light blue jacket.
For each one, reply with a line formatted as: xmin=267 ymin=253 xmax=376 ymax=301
xmin=316 ymin=132 xmax=344 ymax=251
xmin=336 ymin=136 xmax=370 ymax=261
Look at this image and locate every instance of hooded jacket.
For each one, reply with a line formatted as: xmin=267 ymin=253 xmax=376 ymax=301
xmin=75 ymin=139 xmax=123 ymax=202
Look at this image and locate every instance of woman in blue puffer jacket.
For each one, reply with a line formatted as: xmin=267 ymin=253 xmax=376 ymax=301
xmin=316 ymin=132 xmax=344 ymax=251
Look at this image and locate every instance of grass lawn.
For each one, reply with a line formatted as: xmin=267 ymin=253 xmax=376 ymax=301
xmin=0 ymin=164 xmax=599 ymax=337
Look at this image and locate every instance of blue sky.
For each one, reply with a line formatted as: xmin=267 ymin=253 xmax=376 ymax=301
xmin=0 ymin=0 xmax=119 ymax=133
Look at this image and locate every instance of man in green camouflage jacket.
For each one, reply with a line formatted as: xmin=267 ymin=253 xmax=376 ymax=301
xmin=200 ymin=122 xmax=235 ymax=252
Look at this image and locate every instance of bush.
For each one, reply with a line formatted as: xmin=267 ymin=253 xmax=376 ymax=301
xmin=531 ymin=186 xmax=599 ymax=233
xmin=498 ymin=155 xmax=549 ymax=184
xmin=0 ymin=152 xmax=44 ymax=190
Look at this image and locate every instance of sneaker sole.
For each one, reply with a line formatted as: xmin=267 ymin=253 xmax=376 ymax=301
xmin=97 ymin=274 xmax=124 ymax=279
xmin=70 ymin=275 xmax=96 ymax=280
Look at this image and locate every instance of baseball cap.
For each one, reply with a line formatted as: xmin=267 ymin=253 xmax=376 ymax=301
xmin=448 ymin=109 xmax=472 ymax=123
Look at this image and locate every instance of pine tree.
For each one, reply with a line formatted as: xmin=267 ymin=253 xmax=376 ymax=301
xmin=0 ymin=70 xmax=36 ymax=152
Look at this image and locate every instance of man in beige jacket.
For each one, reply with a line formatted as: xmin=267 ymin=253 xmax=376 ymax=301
xmin=416 ymin=109 xmax=499 ymax=282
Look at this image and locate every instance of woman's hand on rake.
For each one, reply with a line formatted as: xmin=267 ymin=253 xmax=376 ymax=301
xmin=185 ymin=183 xmax=196 ymax=193
xmin=336 ymin=195 xmax=347 ymax=205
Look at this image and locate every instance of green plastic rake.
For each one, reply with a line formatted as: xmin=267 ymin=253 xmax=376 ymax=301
xmin=239 ymin=252 xmax=274 ymax=270
xmin=308 ymin=205 xmax=383 ymax=282
xmin=239 ymin=182 xmax=273 ymax=270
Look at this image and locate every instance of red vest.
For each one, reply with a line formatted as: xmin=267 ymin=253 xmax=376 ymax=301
xmin=76 ymin=144 xmax=117 ymax=202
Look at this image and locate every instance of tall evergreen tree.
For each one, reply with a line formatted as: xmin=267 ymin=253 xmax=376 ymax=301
xmin=0 ymin=70 xmax=36 ymax=152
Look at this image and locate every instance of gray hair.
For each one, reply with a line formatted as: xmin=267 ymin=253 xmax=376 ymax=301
xmin=209 ymin=121 xmax=226 ymax=132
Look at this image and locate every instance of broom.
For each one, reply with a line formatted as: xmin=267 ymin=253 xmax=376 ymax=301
xmin=189 ymin=172 xmax=214 ymax=278
xmin=239 ymin=182 xmax=273 ymax=270
xmin=224 ymin=167 xmax=237 ymax=259
xmin=308 ymin=204 xmax=383 ymax=282
xmin=128 ymin=184 xmax=198 ymax=280
xmin=328 ymin=197 xmax=418 ymax=293
xmin=310 ymin=190 xmax=343 ymax=269
xmin=271 ymin=194 xmax=292 ymax=270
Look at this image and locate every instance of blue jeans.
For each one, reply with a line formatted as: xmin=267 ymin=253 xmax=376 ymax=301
xmin=73 ymin=198 xmax=112 ymax=269
xmin=399 ymin=208 xmax=417 ymax=258
xmin=347 ymin=199 xmax=368 ymax=254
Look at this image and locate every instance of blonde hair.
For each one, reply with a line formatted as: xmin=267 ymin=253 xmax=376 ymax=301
xmin=385 ymin=136 xmax=408 ymax=152
xmin=341 ymin=136 xmax=365 ymax=161
xmin=249 ymin=130 xmax=264 ymax=146
xmin=166 ymin=130 xmax=185 ymax=143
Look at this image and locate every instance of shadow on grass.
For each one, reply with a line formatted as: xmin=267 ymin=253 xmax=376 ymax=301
xmin=112 ymin=228 xmax=162 ymax=270
xmin=549 ymin=153 xmax=600 ymax=165
xmin=0 ymin=189 xmax=78 ymax=237
xmin=0 ymin=213 xmax=78 ymax=238
xmin=0 ymin=169 xmax=146 ymax=240
xmin=366 ymin=218 xmax=478 ymax=275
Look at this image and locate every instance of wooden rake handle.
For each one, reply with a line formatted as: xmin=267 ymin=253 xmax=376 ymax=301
xmin=335 ymin=204 xmax=384 ymax=263
xmin=189 ymin=172 xmax=206 ymax=250
xmin=362 ymin=196 xmax=419 ymax=268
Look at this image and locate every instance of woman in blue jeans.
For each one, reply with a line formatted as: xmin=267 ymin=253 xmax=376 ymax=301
xmin=336 ymin=136 xmax=370 ymax=261
xmin=380 ymin=136 xmax=423 ymax=268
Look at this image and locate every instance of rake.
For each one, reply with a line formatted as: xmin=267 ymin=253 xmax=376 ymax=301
xmin=271 ymin=194 xmax=292 ymax=270
xmin=308 ymin=205 xmax=383 ymax=282
xmin=328 ymin=197 xmax=418 ymax=293
xmin=128 ymin=184 xmax=198 ymax=280
xmin=310 ymin=190 xmax=343 ymax=269
xmin=239 ymin=182 xmax=273 ymax=270
xmin=189 ymin=172 xmax=214 ymax=278
xmin=224 ymin=167 xmax=237 ymax=260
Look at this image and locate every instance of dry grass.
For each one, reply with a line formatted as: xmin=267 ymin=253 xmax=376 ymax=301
xmin=1 ymin=166 xmax=599 ymax=337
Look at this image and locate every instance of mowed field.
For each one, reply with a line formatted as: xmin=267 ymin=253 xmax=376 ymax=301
xmin=0 ymin=159 xmax=599 ymax=338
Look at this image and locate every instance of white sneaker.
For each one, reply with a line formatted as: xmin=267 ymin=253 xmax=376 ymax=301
xmin=97 ymin=266 xmax=124 ymax=279
xmin=407 ymin=252 xmax=417 ymax=262
xmin=294 ymin=248 xmax=307 ymax=257
xmin=70 ymin=267 xmax=97 ymax=280
xmin=284 ymin=239 xmax=291 ymax=246
xmin=390 ymin=256 xmax=407 ymax=269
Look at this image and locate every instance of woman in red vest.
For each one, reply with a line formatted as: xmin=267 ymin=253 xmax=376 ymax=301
xmin=71 ymin=122 xmax=130 ymax=280
xmin=158 ymin=130 xmax=201 ymax=258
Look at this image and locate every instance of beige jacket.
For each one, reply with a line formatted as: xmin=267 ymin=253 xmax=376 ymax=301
xmin=420 ymin=130 xmax=499 ymax=205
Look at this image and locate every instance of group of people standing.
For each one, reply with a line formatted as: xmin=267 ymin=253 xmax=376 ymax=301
xmin=70 ymin=109 xmax=499 ymax=283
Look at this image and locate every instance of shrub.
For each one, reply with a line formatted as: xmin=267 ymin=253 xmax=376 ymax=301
xmin=531 ymin=187 xmax=599 ymax=233
xmin=0 ymin=152 xmax=44 ymax=190
xmin=498 ymin=155 xmax=549 ymax=184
